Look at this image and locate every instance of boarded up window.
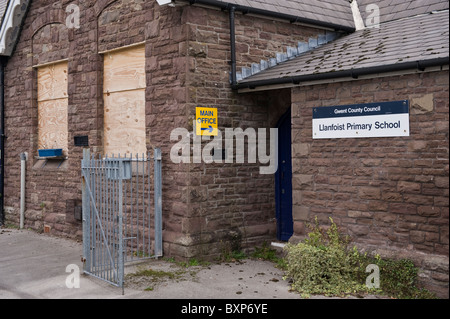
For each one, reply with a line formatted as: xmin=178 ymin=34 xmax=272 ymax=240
xmin=103 ymin=45 xmax=146 ymax=156
xmin=37 ymin=61 xmax=69 ymax=155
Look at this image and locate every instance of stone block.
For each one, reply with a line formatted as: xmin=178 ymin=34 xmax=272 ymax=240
xmin=292 ymin=174 xmax=314 ymax=190
xmin=411 ymin=94 xmax=434 ymax=114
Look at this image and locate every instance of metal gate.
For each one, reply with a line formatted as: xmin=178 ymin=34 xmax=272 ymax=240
xmin=81 ymin=149 xmax=162 ymax=288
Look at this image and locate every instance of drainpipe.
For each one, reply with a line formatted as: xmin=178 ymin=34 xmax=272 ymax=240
xmin=229 ymin=6 xmax=237 ymax=89
xmin=20 ymin=152 xmax=27 ymax=229
xmin=0 ymin=57 xmax=5 ymax=227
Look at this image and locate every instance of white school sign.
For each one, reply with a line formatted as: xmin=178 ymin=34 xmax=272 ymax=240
xmin=313 ymin=100 xmax=410 ymax=139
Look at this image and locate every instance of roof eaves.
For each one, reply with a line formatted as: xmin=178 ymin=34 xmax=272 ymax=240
xmin=0 ymin=0 xmax=30 ymax=57
xmin=236 ymin=57 xmax=449 ymax=90
xmin=174 ymin=0 xmax=356 ymax=32
xmin=237 ymin=10 xmax=449 ymax=90
xmin=0 ymin=0 xmax=9 ymax=27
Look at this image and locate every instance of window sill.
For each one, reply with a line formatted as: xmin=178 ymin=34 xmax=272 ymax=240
xmin=35 ymin=156 xmax=67 ymax=160
xmin=33 ymin=156 xmax=68 ymax=170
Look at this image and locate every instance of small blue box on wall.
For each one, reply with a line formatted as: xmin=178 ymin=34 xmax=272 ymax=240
xmin=38 ymin=149 xmax=63 ymax=157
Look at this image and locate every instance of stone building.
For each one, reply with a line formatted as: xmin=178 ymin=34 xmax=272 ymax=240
xmin=0 ymin=0 xmax=448 ymax=297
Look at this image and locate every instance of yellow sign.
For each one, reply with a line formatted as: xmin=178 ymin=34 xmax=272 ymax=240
xmin=196 ymin=107 xmax=218 ymax=136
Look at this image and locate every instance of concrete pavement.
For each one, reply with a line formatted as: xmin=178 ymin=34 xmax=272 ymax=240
xmin=0 ymin=227 xmax=299 ymax=299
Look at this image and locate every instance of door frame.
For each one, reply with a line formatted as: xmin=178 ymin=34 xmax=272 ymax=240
xmin=275 ymin=108 xmax=293 ymax=241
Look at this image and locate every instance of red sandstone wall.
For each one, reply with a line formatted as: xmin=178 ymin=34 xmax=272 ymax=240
xmin=4 ymin=0 xmax=324 ymax=259
xmin=291 ymin=71 xmax=449 ymax=297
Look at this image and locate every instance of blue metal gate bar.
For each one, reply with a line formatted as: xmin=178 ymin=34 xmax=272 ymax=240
xmin=82 ymin=149 xmax=163 ymax=289
xmin=82 ymin=172 xmax=119 ymax=284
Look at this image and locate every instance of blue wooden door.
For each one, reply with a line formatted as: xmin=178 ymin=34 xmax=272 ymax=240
xmin=275 ymin=109 xmax=293 ymax=241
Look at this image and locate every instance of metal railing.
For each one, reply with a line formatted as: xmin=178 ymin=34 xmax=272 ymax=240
xmin=81 ymin=149 xmax=162 ymax=288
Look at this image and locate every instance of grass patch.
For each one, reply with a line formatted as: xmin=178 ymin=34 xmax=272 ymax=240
xmin=127 ymin=268 xmax=178 ymax=280
xmin=3 ymin=224 xmax=19 ymax=230
xmin=215 ymin=249 xmax=248 ymax=263
xmin=164 ymin=257 xmax=211 ymax=268
xmin=251 ymin=242 xmax=287 ymax=269
xmin=177 ymin=258 xmax=211 ymax=268
xmin=251 ymin=242 xmax=278 ymax=262
xmin=217 ymin=244 xmax=248 ymax=263
xmin=126 ymin=265 xmax=189 ymax=292
xmin=126 ymin=257 xmax=213 ymax=292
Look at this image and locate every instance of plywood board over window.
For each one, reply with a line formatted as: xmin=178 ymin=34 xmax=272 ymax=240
xmin=37 ymin=61 xmax=69 ymax=155
xmin=103 ymin=44 xmax=146 ymax=156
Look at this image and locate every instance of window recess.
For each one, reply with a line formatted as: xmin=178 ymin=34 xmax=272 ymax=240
xmin=36 ymin=61 xmax=69 ymax=157
xmin=102 ymin=44 xmax=147 ymax=157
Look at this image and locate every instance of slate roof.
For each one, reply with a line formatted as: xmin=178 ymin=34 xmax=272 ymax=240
xmin=238 ymin=8 xmax=449 ymax=87
xmin=0 ymin=0 xmax=8 ymax=25
xmin=211 ymin=0 xmax=355 ymax=30
xmin=358 ymin=0 xmax=450 ymax=24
